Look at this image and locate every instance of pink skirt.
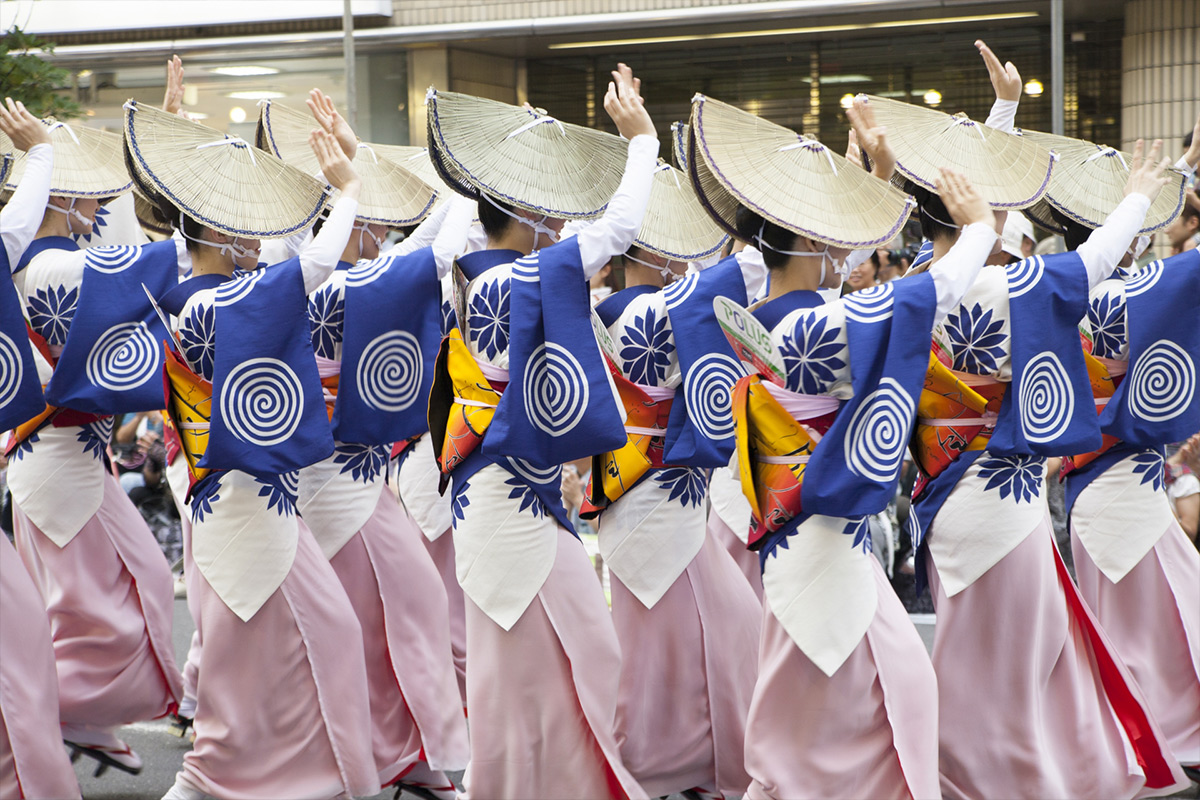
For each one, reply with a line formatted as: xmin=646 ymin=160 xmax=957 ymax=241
xmin=1072 ymin=518 xmax=1200 ymax=766
xmin=0 ymin=535 xmax=81 ymax=800
xmin=461 ymin=527 xmax=648 ymax=800
xmin=927 ymin=516 xmax=1187 ymax=799
xmin=745 ymin=558 xmax=940 ymax=800
xmin=610 ymin=528 xmax=760 ymax=797
xmin=707 ymin=513 xmax=763 ymax=601
xmin=11 ymin=472 xmax=181 ymax=729
xmin=422 ymin=528 xmax=468 ymax=706
xmin=179 ymin=519 xmax=379 ymax=799
xmin=328 ymin=493 xmax=469 ymax=782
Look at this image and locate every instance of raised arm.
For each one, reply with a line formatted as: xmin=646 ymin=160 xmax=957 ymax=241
xmin=1076 ymin=138 xmax=1171 ymax=288
xmin=1174 ymin=112 xmax=1200 ymax=176
xmin=977 ymin=40 xmax=1022 ymax=133
xmin=299 ymin=130 xmax=360 ymax=293
xmin=577 ymin=63 xmax=660 ymax=278
xmin=927 ymin=168 xmax=999 ymax=322
xmin=0 ymin=98 xmax=53 ymax=266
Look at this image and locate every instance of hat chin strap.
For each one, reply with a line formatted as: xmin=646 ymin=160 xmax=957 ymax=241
xmin=483 ymin=193 xmax=560 ymax=250
xmin=353 ymin=220 xmax=385 ymax=259
xmin=45 ymin=199 xmax=92 ymax=231
xmin=624 ymin=251 xmax=684 ymax=283
xmin=754 ymin=221 xmax=848 ymax=282
xmin=1128 ymin=234 xmax=1150 ymax=260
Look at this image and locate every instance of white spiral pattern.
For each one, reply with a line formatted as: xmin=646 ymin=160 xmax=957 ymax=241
xmin=85 ymin=245 xmax=140 ymax=274
xmin=664 ymin=273 xmax=698 ymax=310
xmin=1006 ymin=256 xmax=1045 ymax=298
xmin=503 ymin=456 xmax=562 ymax=486
xmin=219 ymin=357 xmax=304 ymax=446
xmin=0 ymin=331 xmax=24 ymax=408
xmin=1125 ymin=261 xmax=1164 ymax=297
xmin=843 ymin=377 xmax=914 ymax=482
xmin=1018 ymin=351 xmax=1074 ymax=443
xmin=214 ymin=270 xmax=265 ymax=306
xmin=345 ymin=257 xmax=391 ymax=287
xmin=843 ymin=282 xmax=894 ymax=323
xmin=85 ymin=322 xmax=160 ymax=391
xmin=522 ymin=342 xmax=589 ymax=436
xmin=1127 ymin=339 xmax=1194 ymax=423
xmin=355 ymin=330 xmax=423 ymax=412
xmin=684 ymin=352 xmax=742 ymax=439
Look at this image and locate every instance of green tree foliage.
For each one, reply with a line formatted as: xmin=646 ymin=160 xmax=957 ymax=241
xmin=0 ymin=26 xmax=80 ymax=119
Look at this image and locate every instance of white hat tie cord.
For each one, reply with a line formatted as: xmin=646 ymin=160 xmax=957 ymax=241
xmin=778 ymin=137 xmax=838 ymax=175
xmin=196 ymin=137 xmax=257 ymax=166
xmin=1085 ymin=146 xmax=1128 ymax=171
xmin=505 ymin=114 xmax=567 ymax=140
xmin=46 ymin=121 xmax=81 ymax=145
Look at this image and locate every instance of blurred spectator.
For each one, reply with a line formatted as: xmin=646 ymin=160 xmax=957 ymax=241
xmin=590 ymin=261 xmax=619 ymax=305
xmin=877 ymin=248 xmax=903 ymax=283
xmin=844 ymin=252 xmax=880 ymax=293
xmin=1167 ymin=434 xmax=1200 ymax=545
xmin=128 ymin=440 xmax=182 ymax=564
xmin=988 ymin=213 xmax=1036 ymax=265
xmin=1165 ymin=189 xmax=1200 ymax=255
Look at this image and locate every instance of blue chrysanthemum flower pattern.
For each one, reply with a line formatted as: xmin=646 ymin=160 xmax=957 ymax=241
xmin=77 ymin=418 xmax=113 ymax=462
xmin=1131 ymin=450 xmax=1164 ymax=491
xmin=944 ymin=302 xmax=1007 ymax=374
xmin=307 ymin=284 xmax=345 ymax=359
xmin=9 ymin=432 xmax=38 ymax=461
xmin=333 ymin=442 xmax=388 ymax=484
xmin=467 ymin=278 xmax=510 ymax=360
xmin=191 ymin=483 xmax=220 ymax=523
xmin=843 ymin=516 xmax=872 ymax=554
xmin=653 ymin=467 xmax=706 ymax=508
xmin=256 ymin=472 xmax=298 ymax=517
xmin=779 ymin=314 xmax=845 ymax=394
xmin=27 ymin=284 xmax=79 ymax=346
xmin=72 ymin=204 xmax=109 ymax=244
xmin=440 ymin=298 xmax=457 ymax=337
xmin=1087 ymin=291 xmax=1126 ymax=360
xmin=504 ymin=476 xmax=546 ymax=519
xmin=178 ymin=302 xmax=216 ymax=380
xmin=619 ymin=307 xmax=675 ymax=385
xmin=977 ymin=455 xmax=1043 ymax=503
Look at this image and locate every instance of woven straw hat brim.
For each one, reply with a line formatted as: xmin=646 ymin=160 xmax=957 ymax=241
xmin=671 ymin=121 xmax=689 ymax=171
xmin=688 ymin=95 xmax=915 ymax=249
xmin=427 ymin=89 xmax=628 ymax=219
xmin=125 ymin=101 xmax=328 ymax=239
xmin=635 ymin=162 xmax=728 ymax=261
xmin=131 ymin=186 xmax=175 ymax=236
xmin=369 ymin=143 xmax=449 ymax=193
xmin=1018 ymin=128 xmax=1186 ymax=234
xmin=1022 ymin=198 xmax=1063 ymax=234
xmin=257 ymin=101 xmax=437 ymax=226
xmin=0 ymin=129 xmax=12 ymax=187
xmin=865 ymin=95 xmax=1053 ymax=210
xmin=3 ymin=122 xmax=132 ymax=198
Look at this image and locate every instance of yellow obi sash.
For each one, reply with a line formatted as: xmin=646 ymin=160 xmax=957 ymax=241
xmin=730 ymin=374 xmax=819 ymax=548
xmin=910 ymin=354 xmax=1002 ymax=481
xmin=1063 ymin=351 xmax=1122 ymax=472
xmin=428 ymin=328 xmax=504 ymax=475
xmin=584 ymin=367 xmax=673 ymax=514
xmin=164 ymin=347 xmax=213 ymax=488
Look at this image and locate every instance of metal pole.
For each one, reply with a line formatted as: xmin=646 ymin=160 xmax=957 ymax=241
xmin=1051 ymin=0 xmax=1064 ymax=135
xmin=343 ymin=0 xmax=357 ymax=128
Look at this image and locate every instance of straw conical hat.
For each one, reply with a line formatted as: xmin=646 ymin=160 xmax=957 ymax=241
xmin=635 ymin=162 xmax=728 ymax=261
xmin=1016 ymin=128 xmax=1186 ymax=234
xmin=256 ymin=100 xmax=437 ymax=226
xmin=124 ymin=101 xmax=328 ymax=239
xmin=131 ymin=186 xmax=175 ymax=236
xmin=863 ymin=95 xmax=1053 ymax=209
xmin=688 ymin=94 xmax=914 ymax=248
xmin=3 ymin=121 xmax=131 ymax=198
xmin=426 ymin=89 xmax=628 ymax=219
xmin=369 ymin=143 xmax=445 ymax=191
xmin=671 ymin=121 xmax=689 ymax=172
xmin=0 ymin=129 xmax=12 ymax=187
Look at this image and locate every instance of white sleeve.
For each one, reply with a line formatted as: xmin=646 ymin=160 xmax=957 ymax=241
xmin=172 ymin=231 xmax=192 ymax=279
xmin=431 ymin=194 xmax=480 ymax=278
xmin=0 ymin=143 xmax=53 ymax=267
xmin=380 ymin=195 xmax=453 ymax=258
xmin=299 ymin=197 xmax=358 ymax=294
xmin=984 ymin=98 xmax=1019 ymax=133
xmin=576 ymin=134 xmax=660 ymax=278
xmin=1076 ymin=192 xmax=1151 ymax=290
xmin=734 ymin=246 xmax=769 ymax=303
xmin=1174 ymin=155 xmax=1196 ymax=178
xmin=928 ymin=222 xmax=998 ymax=323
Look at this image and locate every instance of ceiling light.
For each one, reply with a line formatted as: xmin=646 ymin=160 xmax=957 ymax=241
xmin=225 ymin=90 xmax=285 ymax=100
xmin=211 ymin=66 xmax=280 ymax=77
xmin=1024 ymin=79 xmax=1044 ymax=97
xmin=77 ymin=69 xmax=93 ymax=78
xmin=923 ymin=90 xmax=942 ymax=106
xmin=548 ymin=12 xmax=1039 ymax=50
xmin=229 ymin=106 xmax=247 ymax=123
xmin=840 ymin=93 xmax=855 ymax=109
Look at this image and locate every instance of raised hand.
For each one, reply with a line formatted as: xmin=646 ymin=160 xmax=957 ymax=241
xmin=936 ymin=168 xmax=993 ymax=229
xmin=845 ymin=128 xmax=862 ymax=167
xmin=1123 ymin=138 xmax=1172 ymax=202
xmin=310 ymin=129 xmax=361 ymax=199
xmin=603 ymin=63 xmax=655 ymax=141
xmin=0 ymin=97 xmax=50 ymax=150
xmin=1184 ymin=113 xmax=1200 ymax=171
xmin=162 ymin=54 xmax=185 ymax=115
xmin=846 ymin=96 xmax=895 ymax=180
xmin=976 ymin=40 xmax=1021 ymax=102
xmin=307 ymin=89 xmax=357 ymax=160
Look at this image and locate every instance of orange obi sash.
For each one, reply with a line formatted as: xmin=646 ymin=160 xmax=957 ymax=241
xmin=911 ymin=353 xmax=1005 ymax=484
xmin=582 ymin=367 xmax=675 ymax=515
xmin=428 ymin=328 xmax=505 ymax=476
xmin=163 ymin=347 xmax=213 ymax=489
xmin=1062 ymin=352 xmax=1124 ymax=474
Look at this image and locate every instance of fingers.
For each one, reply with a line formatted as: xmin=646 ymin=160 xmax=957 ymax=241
xmin=1130 ymin=138 xmax=1145 ymax=172
xmin=976 ymin=40 xmax=1001 ymax=76
xmin=1145 ymin=138 xmax=1163 ymax=170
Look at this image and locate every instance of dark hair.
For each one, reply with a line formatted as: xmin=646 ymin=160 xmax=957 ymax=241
xmin=1182 ymin=200 xmax=1200 ymax=224
xmin=1185 ymin=131 xmax=1194 ymax=150
xmin=1047 ymin=207 xmax=1094 ymax=251
xmin=734 ymin=205 xmax=798 ymax=269
xmin=903 ymin=179 xmax=958 ymax=244
xmin=122 ymin=134 xmax=208 ymax=251
xmin=478 ymin=195 xmax=515 ymax=239
xmin=870 ymin=250 xmax=882 ymax=269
